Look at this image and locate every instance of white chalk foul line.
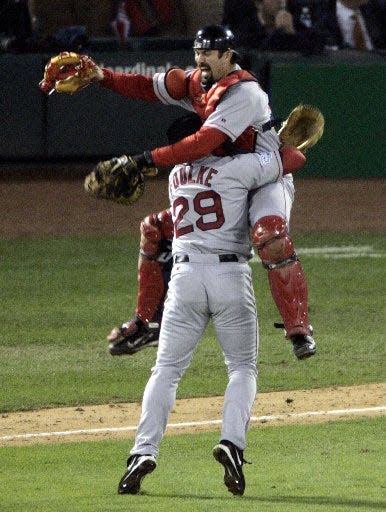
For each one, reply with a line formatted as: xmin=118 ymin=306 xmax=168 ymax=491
xmin=250 ymin=245 xmax=385 ymax=261
xmin=1 ymin=406 xmax=385 ymax=443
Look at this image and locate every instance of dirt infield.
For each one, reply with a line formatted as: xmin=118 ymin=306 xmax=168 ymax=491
xmin=0 ymin=171 xmax=385 ymax=445
xmin=1 ymin=383 xmax=385 ymax=446
xmin=0 ymin=171 xmax=385 ymax=238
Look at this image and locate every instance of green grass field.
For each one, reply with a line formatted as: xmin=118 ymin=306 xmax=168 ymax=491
xmin=1 ymin=418 xmax=384 ymax=511
xmin=0 ymin=232 xmax=384 ymax=411
xmin=0 ymin=231 xmax=385 ymax=511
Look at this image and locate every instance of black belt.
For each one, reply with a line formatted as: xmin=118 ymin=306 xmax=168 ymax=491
xmin=174 ymin=254 xmax=239 ymax=263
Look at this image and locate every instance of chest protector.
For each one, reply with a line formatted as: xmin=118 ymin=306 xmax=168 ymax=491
xmin=187 ymin=68 xmax=259 ymax=153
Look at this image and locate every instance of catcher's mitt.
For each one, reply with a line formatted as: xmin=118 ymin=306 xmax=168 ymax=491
xmin=39 ymin=52 xmax=98 ymax=95
xmin=84 ymin=155 xmax=147 ymax=205
xmin=278 ymin=104 xmax=325 ymax=152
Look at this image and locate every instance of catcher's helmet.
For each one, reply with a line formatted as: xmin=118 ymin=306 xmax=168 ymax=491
xmin=193 ymin=24 xmax=236 ymax=51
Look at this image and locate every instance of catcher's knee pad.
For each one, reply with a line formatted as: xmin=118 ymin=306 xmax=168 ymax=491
xmin=157 ymin=209 xmax=173 ymax=239
xmin=140 ymin=213 xmax=162 ymax=257
xmin=140 ymin=210 xmax=173 ymax=258
xmin=252 ymin=215 xmax=297 ymax=268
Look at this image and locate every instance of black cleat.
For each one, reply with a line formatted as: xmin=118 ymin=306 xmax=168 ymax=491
xmin=274 ymin=323 xmax=317 ymax=360
xmin=290 ymin=334 xmax=316 ymax=359
xmin=213 ymin=440 xmax=247 ymax=496
xmin=118 ymin=454 xmax=156 ymax=494
xmin=108 ymin=318 xmax=160 ymax=356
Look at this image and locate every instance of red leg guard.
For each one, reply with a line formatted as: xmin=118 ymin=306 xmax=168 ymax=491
xmin=135 ymin=256 xmax=165 ymax=323
xmin=267 ymin=261 xmax=310 ymax=337
xmin=135 ymin=209 xmax=173 ymax=323
xmin=252 ymin=215 xmax=311 ymax=337
xmin=140 ymin=209 xmax=173 ymax=256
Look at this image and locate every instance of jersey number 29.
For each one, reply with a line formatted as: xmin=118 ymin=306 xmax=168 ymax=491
xmin=173 ymin=190 xmax=225 ymax=237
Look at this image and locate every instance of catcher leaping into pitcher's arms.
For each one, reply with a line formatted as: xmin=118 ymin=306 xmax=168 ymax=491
xmin=39 ymin=24 xmax=324 ymax=361
xmin=39 ymin=24 xmax=324 ymax=359
xmin=38 ymin=23 xmax=326 ymax=496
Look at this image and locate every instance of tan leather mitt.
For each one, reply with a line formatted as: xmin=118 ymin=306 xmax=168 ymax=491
xmin=39 ymin=52 xmax=98 ymax=95
xmin=84 ymin=156 xmax=148 ymax=206
xmin=278 ymin=104 xmax=325 ymax=152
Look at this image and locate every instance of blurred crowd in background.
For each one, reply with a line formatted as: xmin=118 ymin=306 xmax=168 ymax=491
xmin=0 ymin=0 xmax=385 ymax=55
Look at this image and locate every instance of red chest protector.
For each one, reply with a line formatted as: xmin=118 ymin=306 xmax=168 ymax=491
xmin=187 ymin=68 xmax=259 ymax=153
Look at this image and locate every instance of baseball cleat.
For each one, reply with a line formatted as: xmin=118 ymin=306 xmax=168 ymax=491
xmin=274 ymin=323 xmax=316 ymax=360
xmin=108 ymin=317 xmax=160 ymax=356
xmin=213 ymin=439 xmax=247 ymax=496
xmin=118 ymin=454 xmax=156 ymax=494
xmin=290 ymin=334 xmax=316 ymax=359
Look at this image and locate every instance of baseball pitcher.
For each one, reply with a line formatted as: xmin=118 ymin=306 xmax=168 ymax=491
xmin=117 ymin=139 xmax=275 ymax=496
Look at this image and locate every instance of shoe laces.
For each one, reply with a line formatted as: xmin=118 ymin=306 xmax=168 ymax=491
xmin=220 ymin=440 xmax=251 ymax=465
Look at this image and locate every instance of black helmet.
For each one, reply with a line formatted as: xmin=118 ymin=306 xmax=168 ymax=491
xmin=193 ymin=24 xmax=236 ymax=51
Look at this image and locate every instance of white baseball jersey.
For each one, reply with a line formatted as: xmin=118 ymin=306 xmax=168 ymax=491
xmin=169 ymin=153 xmax=283 ymax=259
xmin=154 ymin=65 xmax=281 ymax=155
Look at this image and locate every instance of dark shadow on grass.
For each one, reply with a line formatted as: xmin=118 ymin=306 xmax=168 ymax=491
xmin=139 ymin=492 xmax=385 ymax=509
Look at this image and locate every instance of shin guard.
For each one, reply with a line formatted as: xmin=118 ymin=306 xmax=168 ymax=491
xmin=136 ymin=209 xmax=173 ymax=323
xmin=252 ymin=215 xmax=311 ymax=337
xmin=267 ymin=261 xmax=310 ymax=337
xmin=136 ymin=257 xmax=165 ymax=324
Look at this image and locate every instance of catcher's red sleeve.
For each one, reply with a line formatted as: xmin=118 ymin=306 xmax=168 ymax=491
xmin=151 ymin=126 xmax=228 ymax=167
xmin=100 ymin=68 xmax=158 ymax=100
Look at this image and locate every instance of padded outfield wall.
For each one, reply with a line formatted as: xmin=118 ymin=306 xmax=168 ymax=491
xmin=0 ymin=47 xmax=384 ymax=177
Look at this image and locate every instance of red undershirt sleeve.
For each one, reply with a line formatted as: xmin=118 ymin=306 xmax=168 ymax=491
xmin=99 ymin=68 xmax=158 ymax=101
xmin=151 ymin=126 xmax=228 ymax=167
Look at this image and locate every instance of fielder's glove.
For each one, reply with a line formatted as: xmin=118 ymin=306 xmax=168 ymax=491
xmin=84 ymin=153 xmax=158 ymax=205
xmin=278 ymin=104 xmax=325 ymax=152
xmin=39 ymin=52 xmax=98 ymax=95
